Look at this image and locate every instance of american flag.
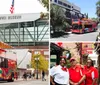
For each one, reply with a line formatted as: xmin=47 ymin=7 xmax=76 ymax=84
xmin=10 ymin=0 xmax=14 ymax=14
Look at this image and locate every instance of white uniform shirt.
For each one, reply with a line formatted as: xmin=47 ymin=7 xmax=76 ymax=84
xmin=50 ymin=65 xmax=69 ymax=85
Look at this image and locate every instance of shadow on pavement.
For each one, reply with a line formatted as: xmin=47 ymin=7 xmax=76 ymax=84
xmin=0 ymin=81 xmax=8 ymax=83
xmin=72 ymin=31 xmax=97 ymax=35
xmin=51 ymin=32 xmax=70 ymax=38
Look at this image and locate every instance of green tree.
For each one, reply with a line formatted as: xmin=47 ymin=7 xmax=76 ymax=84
xmin=75 ymin=43 xmax=91 ymax=64
xmin=31 ymin=54 xmax=49 ymax=71
xmin=39 ymin=0 xmax=49 ymax=11
xmin=86 ymin=13 xmax=88 ymax=19
xmin=94 ymin=43 xmax=100 ymax=84
xmin=84 ymin=13 xmax=87 ymax=18
xmin=50 ymin=4 xmax=69 ymax=33
xmin=96 ymin=0 xmax=100 ymax=21
xmin=91 ymin=17 xmax=98 ymax=22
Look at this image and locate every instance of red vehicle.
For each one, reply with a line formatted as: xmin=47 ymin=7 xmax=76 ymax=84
xmin=72 ymin=19 xmax=98 ymax=33
xmin=0 ymin=49 xmax=17 ymax=82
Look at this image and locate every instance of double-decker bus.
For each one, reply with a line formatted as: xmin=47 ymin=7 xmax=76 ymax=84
xmin=72 ymin=19 xmax=98 ymax=33
xmin=0 ymin=49 xmax=17 ymax=82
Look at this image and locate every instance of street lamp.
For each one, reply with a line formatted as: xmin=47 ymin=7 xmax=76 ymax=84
xmin=35 ymin=57 xmax=39 ymax=79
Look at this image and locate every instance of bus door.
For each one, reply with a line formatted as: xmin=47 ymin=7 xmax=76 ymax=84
xmin=84 ymin=25 xmax=92 ymax=32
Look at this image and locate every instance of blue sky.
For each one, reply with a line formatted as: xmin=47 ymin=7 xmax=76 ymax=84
xmin=69 ymin=0 xmax=98 ymax=18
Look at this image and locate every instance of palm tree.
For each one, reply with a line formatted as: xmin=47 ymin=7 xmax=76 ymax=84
xmin=75 ymin=43 xmax=88 ymax=64
xmin=50 ymin=4 xmax=68 ymax=33
xmin=94 ymin=43 xmax=100 ymax=84
xmin=82 ymin=53 xmax=88 ymax=65
xmin=39 ymin=0 xmax=49 ymax=11
xmin=75 ymin=43 xmax=82 ymax=63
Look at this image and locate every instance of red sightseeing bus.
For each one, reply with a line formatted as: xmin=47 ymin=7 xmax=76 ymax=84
xmin=72 ymin=19 xmax=98 ymax=33
xmin=0 ymin=49 xmax=17 ymax=82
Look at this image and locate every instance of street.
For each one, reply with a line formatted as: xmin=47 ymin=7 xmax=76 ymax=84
xmin=0 ymin=78 xmax=49 ymax=85
xmin=0 ymin=76 xmax=49 ymax=85
xmin=51 ymin=30 xmax=99 ymax=41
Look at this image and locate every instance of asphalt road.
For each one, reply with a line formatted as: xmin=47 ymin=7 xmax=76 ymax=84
xmin=51 ymin=30 xmax=99 ymax=41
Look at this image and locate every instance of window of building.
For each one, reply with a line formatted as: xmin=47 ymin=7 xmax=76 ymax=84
xmin=63 ymin=3 xmax=67 ymax=7
xmin=68 ymin=5 xmax=71 ymax=8
xmin=58 ymin=1 xmax=62 ymax=5
xmin=54 ymin=0 xmax=57 ymax=3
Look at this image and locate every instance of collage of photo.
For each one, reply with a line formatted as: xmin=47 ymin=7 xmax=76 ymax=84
xmin=0 ymin=0 xmax=100 ymax=85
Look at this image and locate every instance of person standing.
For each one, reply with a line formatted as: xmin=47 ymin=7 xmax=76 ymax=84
xmin=50 ymin=57 xmax=69 ymax=85
xmin=32 ymin=73 xmax=35 ymax=79
xmin=42 ymin=70 xmax=46 ymax=81
xmin=69 ymin=58 xmax=85 ymax=85
xmin=84 ymin=59 xmax=98 ymax=85
xmin=23 ymin=72 xmax=27 ymax=80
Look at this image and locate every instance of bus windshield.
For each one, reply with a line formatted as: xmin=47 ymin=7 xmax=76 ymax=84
xmin=72 ymin=24 xmax=82 ymax=29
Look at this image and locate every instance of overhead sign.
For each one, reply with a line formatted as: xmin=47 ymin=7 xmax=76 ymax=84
xmin=82 ymin=43 xmax=94 ymax=54
xmin=0 ymin=13 xmax=40 ymax=24
xmin=0 ymin=15 xmax=21 ymax=20
xmin=82 ymin=50 xmax=93 ymax=54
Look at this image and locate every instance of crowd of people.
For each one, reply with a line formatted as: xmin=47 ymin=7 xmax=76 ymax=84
xmin=22 ymin=71 xmax=46 ymax=81
xmin=22 ymin=72 xmax=35 ymax=80
xmin=50 ymin=57 xmax=98 ymax=85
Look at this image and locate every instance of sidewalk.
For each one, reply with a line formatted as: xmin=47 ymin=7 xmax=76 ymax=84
xmin=15 ymin=75 xmax=49 ymax=82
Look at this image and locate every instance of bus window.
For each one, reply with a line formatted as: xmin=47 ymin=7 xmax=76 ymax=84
xmin=4 ymin=58 xmax=8 ymax=68
xmin=0 ymin=58 xmax=4 ymax=68
xmin=84 ymin=25 xmax=92 ymax=28
xmin=0 ymin=58 xmax=8 ymax=68
xmin=0 ymin=57 xmax=1 ymax=67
